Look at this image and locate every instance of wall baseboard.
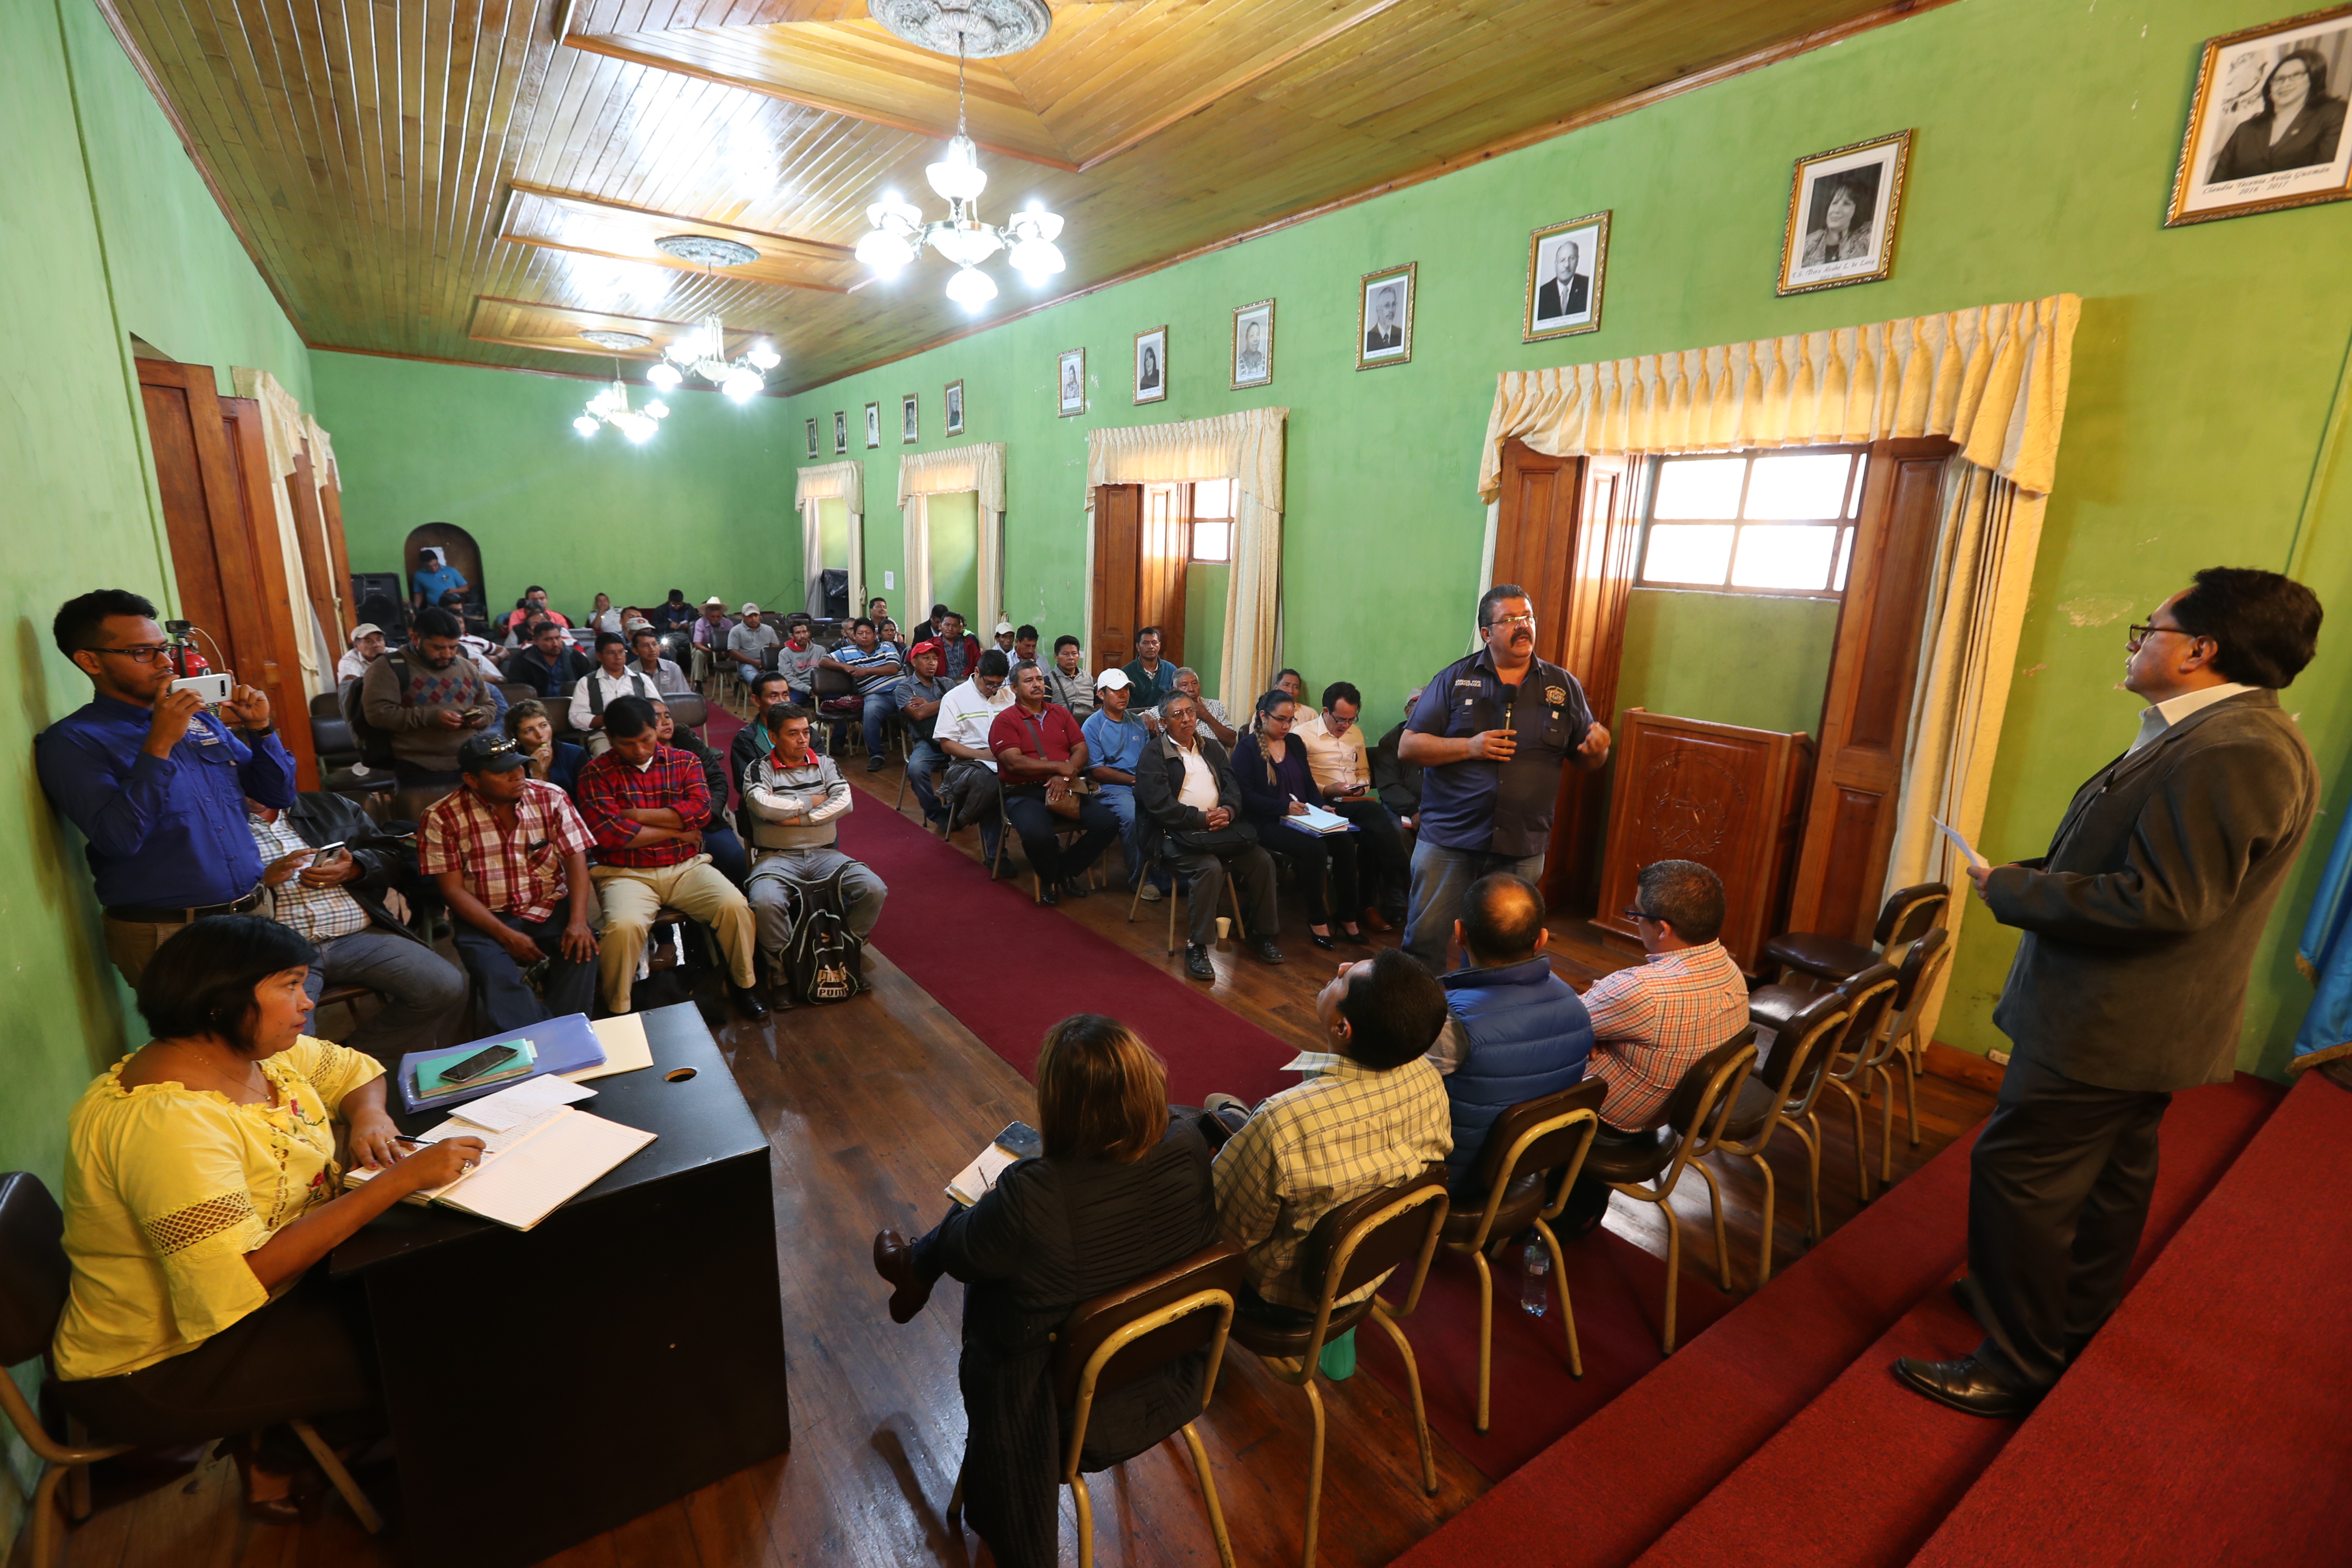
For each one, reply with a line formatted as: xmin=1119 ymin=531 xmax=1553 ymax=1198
xmin=1924 ymin=1040 xmax=2005 ymax=1094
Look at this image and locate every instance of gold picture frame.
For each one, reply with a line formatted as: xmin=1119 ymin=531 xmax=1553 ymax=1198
xmin=863 ymin=401 xmax=881 ymax=449
xmin=1523 ymin=211 xmax=1611 ymax=343
xmin=944 ymin=378 xmax=965 ymax=435
xmin=2166 ymin=5 xmax=2352 ymax=226
xmin=1776 ymin=130 xmax=1913 ymax=297
xmin=1133 ymin=325 xmax=1168 ymax=404
xmin=1356 ymin=262 xmax=1416 ymax=370
xmin=804 ymin=418 xmax=818 ymax=459
xmin=900 ymin=393 xmax=919 ymax=444
xmin=1231 ymin=299 xmax=1274 ymax=389
xmin=1056 ymin=348 xmax=1087 ymax=417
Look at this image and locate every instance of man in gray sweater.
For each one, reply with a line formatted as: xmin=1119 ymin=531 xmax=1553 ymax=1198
xmin=360 ymin=605 xmax=496 ymax=815
xmin=1897 ymin=566 xmax=2322 ymax=1417
xmin=741 ymin=702 xmax=888 ymax=979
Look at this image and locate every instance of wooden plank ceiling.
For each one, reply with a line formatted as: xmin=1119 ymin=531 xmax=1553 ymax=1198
xmin=100 ymin=0 xmax=1912 ymax=394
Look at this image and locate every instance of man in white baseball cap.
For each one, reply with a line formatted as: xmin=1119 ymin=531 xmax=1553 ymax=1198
xmin=337 ymin=622 xmax=386 ymax=684
xmin=727 ymin=602 xmax=781 ymax=689
xmin=992 ymin=620 xmax=1018 ymax=661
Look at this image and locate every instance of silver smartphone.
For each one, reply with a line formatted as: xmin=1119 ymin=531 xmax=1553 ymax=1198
xmin=170 ymin=672 xmax=234 ymax=703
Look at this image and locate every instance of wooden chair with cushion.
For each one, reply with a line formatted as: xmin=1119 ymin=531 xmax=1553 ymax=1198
xmin=1439 ymin=1078 xmax=1606 ymax=1433
xmin=0 ymin=1172 xmax=382 ymax=1568
xmin=1707 ymin=988 xmax=1853 ymax=1287
xmin=949 ymin=1242 xmax=1245 ymax=1568
xmin=1229 ymin=1167 xmax=1448 ymax=1568
xmin=1576 ymin=1028 xmax=1758 ymax=1353
xmin=1761 ymin=881 xmax=1948 ymax=990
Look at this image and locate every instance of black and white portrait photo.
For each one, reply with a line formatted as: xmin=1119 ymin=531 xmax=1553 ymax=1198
xmin=901 ymin=394 xmax=919 ymax=444
xmin=806 ymin=418 xmax=819 ymax=460
xmin=1057 ymin=348 xmax=1086 ymax=417
xmin=1231 ymin=299 xmax=1273 ymax=389
xmin=834 ymin=410 xmax=848 ymax=455
xmin=2169 ymin=8 xmax=2352 ymax=226
xmin=1778 ymin=131 xmax=1911 ymax=296
xmin=864 ymin=401 xmax=881 ymax=449
xmin=1523 ymin=211 xmax=1609 ymax=342
xmin=1133 ymin=325 xmax=1167 ymax=405
xmin=945 ymin=379 xmax=965 ymax=435
xmin=1357 ymin=263 xmax=1416 ymax=370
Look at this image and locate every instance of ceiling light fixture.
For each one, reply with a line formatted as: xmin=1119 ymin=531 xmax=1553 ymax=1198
xmin=573 ymin=359 xmax=670 ymax=443
xmin=578 ymin=329 xmax=652 ymax=352
xmin=855 ymin=23 xmax=1065 ymax=311
xmin=646 ymin=236 xmax=781 ymax=398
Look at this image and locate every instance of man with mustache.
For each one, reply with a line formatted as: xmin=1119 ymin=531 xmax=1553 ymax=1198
xmin=1396 ymin=585 xmax=1611 ymax=972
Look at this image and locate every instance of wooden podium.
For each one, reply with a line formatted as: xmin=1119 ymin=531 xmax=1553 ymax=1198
xmin=1594 ymin=710 xmax=1815 ymax=973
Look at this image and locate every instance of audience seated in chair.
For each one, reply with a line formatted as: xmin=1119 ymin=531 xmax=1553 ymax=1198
xmin=654 ymin=698 xmax=748 ymax=887
xmin=870 ymin=1016 xmax=1220 ymax=1568
xmin=775 ymin=613 xmax=824 ymax=706
xmin=933 ymin=610 xmax=984 ymax=683
xmin=573 ymin=696 xmax=766 ymax=1020
xmin=1079 ymin=669 xmax=1157 ymax=897
xmin=359 ymin=607 xmax=497 ymax=818
xmin=654 ymin=589 xmax=697 ymax=633
xmin=689 ymin=597 xmax=736 ymax=684
xmin=505 ymin=698 xmax=586 ymax=797
xmin=990 ymin=662 xmax=1122 ymax=905
xmin=1201 ymin=950 xmax=1452 ymax=1326
xmin=821 ymin=617 xmax=904 ymax=770
xmin=1298 ymin=680 xmax=1410 ymax=933
xmin=335 ymin=622 xmax=386 ymax=685
xmin=730 ymin=672 xmax=796 ymax=824
xmin=1233 ymin=688 xmax=1365 ymax=950
xmin=1170 ymin=666 xmax=1235 ymax=748
xmin=1121 ymin=626 xmax=1177 ymax=711
xmin=627 ymin=626 xmax=692 ymax=695
xmin=507 ymin=618 xmax=592 ymax=702
xmin=1043 ymin=634 xmax=1095 ymax=719
xmin=1558 ymin=858 xmax=1748 ymax=1232
xmin=1132 ymin=693 xmax=1284 ymax=979
xmin=934 ymin=650 xmax=1016 ymax=852
xmin=419 ymin=732 xmax=601 ymax=1031
xmin=893 ymin=642 xmax=953 ymax=824
xmin=50 ymin=915 xmax=485 ymax=1521
xmin=741 ymin=704 xmax=887 ymax=984
xmin=726 ymin=604 xmax=781 ymax=690
xmin=570 ymin=632 xmax=664 ymax=757
xmin=1011 ymin=624 xmax=1040 ymax=671
xmin=243 ymin=793 xmax=466 ymax=1065
xmin=1425 ymin=873 xmax=1592 ymax=1196
xmin=498 ymin=585 xmax=568 ymax=641
xmin=991 ymin=620 xmax=1020 ymax=663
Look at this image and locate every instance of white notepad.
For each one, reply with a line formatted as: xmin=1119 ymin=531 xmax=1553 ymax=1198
xmin=1291 ymin=802 xmax=1353 ymax=835
xmin=346 ymin=1107 xmax=654 ymax=1230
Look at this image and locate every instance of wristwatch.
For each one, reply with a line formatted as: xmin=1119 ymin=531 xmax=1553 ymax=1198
xmin=242 ymin=725 xmax=275 ymax=738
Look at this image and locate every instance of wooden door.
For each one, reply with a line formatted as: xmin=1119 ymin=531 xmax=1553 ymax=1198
xmin=137 ymin=361 xmax=318 ymax=786
xmin=1491 ymin=440 xmax=1642 ymax=910
xmin=1139 ymin=482 xmax=1191 ymax=669
xmin=1091 ymin=482 xmax=1191 ymax=671
xmin=1782 ymin=437 xmax=1957 ymax=942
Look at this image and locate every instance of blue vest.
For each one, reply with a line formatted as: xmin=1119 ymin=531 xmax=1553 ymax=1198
xmin=1440 ymin=956 xmax=1593 ymax=1185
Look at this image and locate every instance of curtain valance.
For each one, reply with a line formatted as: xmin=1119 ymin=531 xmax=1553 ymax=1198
xmin=794 ymin=460 xmax=865 ymax=512
xmin=1479 ymin=294 xmax=2081 ymax=500
xmin=898 ymin=443 xmax=1006 ymax=513
xmin=1086 ymin=407 xmax=1289 ymax=513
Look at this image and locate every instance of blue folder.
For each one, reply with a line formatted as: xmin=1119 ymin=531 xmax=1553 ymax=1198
xmin=396 ymin=1012 xmax=607 ymax=1115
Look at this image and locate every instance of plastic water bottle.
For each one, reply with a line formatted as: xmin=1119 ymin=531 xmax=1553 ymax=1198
xmin=1521 ymin=1236 xmax=1551 ymax=1317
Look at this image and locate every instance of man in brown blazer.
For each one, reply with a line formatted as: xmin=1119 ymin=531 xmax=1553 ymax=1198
xmin=1896 ymin=566 xmax=2322 ymax=1416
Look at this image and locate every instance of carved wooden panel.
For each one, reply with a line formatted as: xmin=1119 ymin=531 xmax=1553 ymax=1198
xmin=1091 ymin=484 xmax=1144 ymax=672
xmin=1595 ymin=709 xmax=1815 ymax=972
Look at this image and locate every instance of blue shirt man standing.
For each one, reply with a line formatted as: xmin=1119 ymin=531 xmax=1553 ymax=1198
xmin=1398 ymin=584 xmax=1611 ymax=972
xmin=36 ymin=589 xmax=297 ymax=984
xmin=1081 ymin=668 xmax=1160 ymax=893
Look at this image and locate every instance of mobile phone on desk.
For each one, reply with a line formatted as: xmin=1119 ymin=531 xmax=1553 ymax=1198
xmin=170 ymin=672 xmax=235 ymax=704
xmin=438 ymin=1043 xmax=521 ymax=1084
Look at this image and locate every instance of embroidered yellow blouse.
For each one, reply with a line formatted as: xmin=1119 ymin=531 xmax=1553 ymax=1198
xmin=54 ymin=1037 xmax=384 ymax=1381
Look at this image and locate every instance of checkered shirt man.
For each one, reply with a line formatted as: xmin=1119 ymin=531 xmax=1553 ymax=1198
xmin=245 ymin=813 xmax=370 ymax=944
xmin=575 ymin=744 xmax=713 ymax=869
xmin=1580 ymin=940 xmax=1749 ymax=1131
xmin=417 ymin=778 xmax=593 ymax=923
xmin=1210 ymin=1054 xmax=1452 ymax=1312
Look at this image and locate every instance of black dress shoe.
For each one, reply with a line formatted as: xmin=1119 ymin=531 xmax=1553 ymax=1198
xmin=865 ymin=755 xmax=887 ymax=773
xmin=1310 ymin=931 xmax=1336 ymax=951
xmin=730 ymin=983 xmax=770 ymax=1021
xmin=1184 ymin=943 xmax=1215 ymax=981
xmin=1059 ymin=878 xmax=1091 ymax=899
xmin=1340 ymin=927 xmax=1373 ymax=946
xmin=1249 ymin=938 xmax=1286 ymax=965
xmin=1035 ymin=883 xmax=1060 ymax=906
xmin=872 ymin=1230 xmax=935 ymax=1324
xmin=1891 ymin=1354 xmax=2036 ymax=1418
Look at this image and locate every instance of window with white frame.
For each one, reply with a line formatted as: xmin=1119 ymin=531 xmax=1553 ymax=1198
xmin=1191 ymin=478 xmax=1234 ymax=563
xmin=1637 ymin=447 xmax=1867 ymax=597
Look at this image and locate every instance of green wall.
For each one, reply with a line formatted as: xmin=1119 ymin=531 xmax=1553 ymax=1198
xmin=1 ymin=0 xmax=320 ymax=1530
xmin=1618 ymin=590 xmax=1839 ymax=739
xmin=926 ymin=491 xmax=981 ymax=625
xmin=773 ymin=0 xmax=2352 ymax=1076
xmin=310 ymin=351 xmax=801 ymax=619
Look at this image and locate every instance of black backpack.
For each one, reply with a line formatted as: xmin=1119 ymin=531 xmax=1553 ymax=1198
xmin=779 ymin=865 xmax=867 ymax=1006
xmin=342 ymin=655 xmax=410 ymax=769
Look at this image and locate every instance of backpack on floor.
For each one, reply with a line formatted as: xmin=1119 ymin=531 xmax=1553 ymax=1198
xmin=780 ymin=865 xmax=867 ymax=1006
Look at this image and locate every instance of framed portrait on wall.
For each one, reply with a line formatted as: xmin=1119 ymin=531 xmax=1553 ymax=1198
xmin=1057 ymin=348 xmax=1086 ymax=417
xmin=833 ymin=411 xmax=848 ymax=455
xmin=1133 ymin=326 xmax=1167 ymax=404
xmin=1231 ymin=299 xmax=1274 ymax=389
xmin=1777 ymin=131 xmax=1912 ymax=296
xmin=2167 ymin=5 xmax=2352 ymax=226
xmin=1357 ymin=263 xmax=1415 ymax=369
xmin=805 ymin=418 xmax=818 ymax=459
xmin=945 ymin=379 xmax=965 ymax=435
xmin=864 ymin=401 xmax=881 ymax=449
xmin=1523 ymin=211 xmax=1610 ymax=342
xmin=901 ymin=394 xmax=919 ymax=443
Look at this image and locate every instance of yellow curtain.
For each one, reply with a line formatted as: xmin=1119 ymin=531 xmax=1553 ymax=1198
xmin=230 ymin=368 xmax=330 ymax=694
xmin=899 ymin=443 xmax=1008 ymax=633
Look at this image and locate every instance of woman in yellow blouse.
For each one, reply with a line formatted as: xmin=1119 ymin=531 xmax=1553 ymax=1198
xmin=53 ymin=915 xmax=483 ymax=1521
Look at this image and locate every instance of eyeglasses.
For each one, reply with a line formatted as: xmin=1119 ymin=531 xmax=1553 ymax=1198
xmin=1621 ymin=906 xmax=1660 ymax=924
xmin=1484 ymin=613 xmax=1536 ymax=630
xmin=85 ymin=642 xmax=173 ymax=664
xmin=2126 ymin=622 xmax=2201 ymax=648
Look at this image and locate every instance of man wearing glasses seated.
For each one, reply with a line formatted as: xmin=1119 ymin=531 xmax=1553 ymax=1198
xmin=39 ymin=590 xmax=295 ymax=985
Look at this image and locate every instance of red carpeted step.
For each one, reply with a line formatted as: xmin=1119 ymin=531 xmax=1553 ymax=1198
xmin=1391 ymin=1106 xmax=1982 ymax=1568
xmin=1628 ymin=1072 xmax=2280 ymax=1568
xmin=1907 ymin=1072 xmax=2352 ymax=1568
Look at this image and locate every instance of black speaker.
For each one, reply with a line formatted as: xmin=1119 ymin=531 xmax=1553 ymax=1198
xmin=350 ymin=572 xmax=408 ymax=645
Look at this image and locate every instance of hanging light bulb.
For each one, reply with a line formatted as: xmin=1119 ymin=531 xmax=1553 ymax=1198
xmin=1005 ymin=202 xmax=1066 ymax=278
xmin=722 ymin=367 xmax=765 ymax=400
xmin=646 ymin=361 xmax=683 ymax=390
xmin=573 ymin=363 xmax=664 ymax=443
xmin=573 ymin=414 xmax=599 ymax=438
xmin=747 ymin=341 xmax=781 ymax=370
xmin=944 ymin=266 xmax=998 ymax=309
xmin=925 ymin=135 xmax=988 ymax=202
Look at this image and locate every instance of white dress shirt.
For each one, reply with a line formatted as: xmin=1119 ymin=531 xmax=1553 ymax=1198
xmin=569 ymin=666 xmax=660 ymax=730
xmin=1174 ymin=740 xmax=1220 ymax=812
xmin=2126 ymin=682 xmax=2258 ymax=755
xmin=934 ymin=676 xmax=1014 ymax=772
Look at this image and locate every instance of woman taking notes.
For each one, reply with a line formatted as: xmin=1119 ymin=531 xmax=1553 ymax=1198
xmin=1234 ymin=687 xmax=1365 ymax=949
xmin=51 ymin=916 xmax=482 ymax=1520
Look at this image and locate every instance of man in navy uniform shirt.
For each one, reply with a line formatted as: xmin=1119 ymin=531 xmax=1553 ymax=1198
xmin=37 ymin=589 xmax=298 ymax=985
xmin=1397 ymin=584 xmax=1611 ymax=971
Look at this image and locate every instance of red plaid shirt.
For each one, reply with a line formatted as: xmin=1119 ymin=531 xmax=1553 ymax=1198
xmin=417 ymin=779 xmax=592 ymax=923
xmin=1581 ymin=940 xmax=1750 ymax=1131
xmin=575 ymin=744 xmax=713 ymax=869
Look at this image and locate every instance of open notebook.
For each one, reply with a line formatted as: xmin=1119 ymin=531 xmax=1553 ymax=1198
xmin=347 ymin=1101 xmax=655 ymax=1231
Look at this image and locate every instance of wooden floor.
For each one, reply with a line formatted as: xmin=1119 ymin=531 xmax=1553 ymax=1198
xmin=18 ymin=757 xmax=1994 ymax=1568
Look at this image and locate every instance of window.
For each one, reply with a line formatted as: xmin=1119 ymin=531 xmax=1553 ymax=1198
xmin=1637 ymin=448 xmax=1867 ymax=596
xmin=1191 ymin=478 xmax=1234 ymax=563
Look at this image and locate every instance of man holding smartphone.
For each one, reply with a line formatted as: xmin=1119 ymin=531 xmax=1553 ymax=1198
xmin=360 ymin=606 xmax=497 ymax=817
xmin=38 ymin=589 xmax=294 ymax=985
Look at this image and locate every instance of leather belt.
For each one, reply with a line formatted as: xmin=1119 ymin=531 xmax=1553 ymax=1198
xmin=105 ymin=889 xmax=264 ymax=925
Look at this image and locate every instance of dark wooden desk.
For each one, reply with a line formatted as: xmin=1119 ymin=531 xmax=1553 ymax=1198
xmin=331 ymin=1003 xmax=787 ymax=1568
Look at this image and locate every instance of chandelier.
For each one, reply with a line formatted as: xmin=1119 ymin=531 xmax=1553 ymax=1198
xmin=572 ymin=361 xmax=669 ymax=444
xmin=853 ymin=27 xmax=1066 ymax=309
xmin=644 ymin=236 xmax=781 ymax=399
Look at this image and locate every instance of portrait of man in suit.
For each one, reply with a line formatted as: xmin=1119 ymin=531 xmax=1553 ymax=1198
xmin=1535 ymin=239 xmax=1587 ymax=323
xmin=864 ymin=402 xmax=881 ymax=449
xmin=1364 ymin=284 xmax=1404 ymax=354
xmin=945 ymin=380 xmax=964 ymax=433
xmin=901 ymin=395 xmax=919 ymax=443
xmin=1233 ymin=300 xmax=1273 ymax=387
xmin=1058 ymin=349 xmax=1085 ymax=416
xmin=1523 ymin=213 xmax=1608 ymax=341
xmin=834 ymin=410 xmax=848 ymax=454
